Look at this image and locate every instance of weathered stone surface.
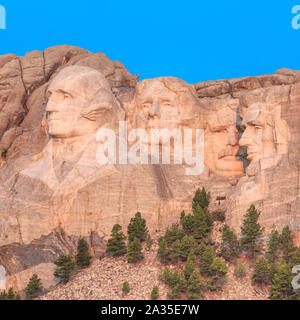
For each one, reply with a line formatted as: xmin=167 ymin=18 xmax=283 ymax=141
xmin=0 ymin=46 xmax=299 ymax=295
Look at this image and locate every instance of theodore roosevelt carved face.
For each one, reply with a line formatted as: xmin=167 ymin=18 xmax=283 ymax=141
xmin=205 ymin=103 xmax=244 ymax=176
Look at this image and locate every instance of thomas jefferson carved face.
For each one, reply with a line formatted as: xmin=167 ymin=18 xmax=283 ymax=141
xmin=205 ymin=104 xmax=244 ymax=176
xmin=46 ymin=66 xmax=120 ymax=139
xmin=132 ymin=77 xmax=198 ymax=130
xmin=240 ymin=102 xmax=289 ymax=163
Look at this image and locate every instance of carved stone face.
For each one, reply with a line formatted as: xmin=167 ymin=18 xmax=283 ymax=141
xmin=46 ymin=66 xmax=118 ymax=139
xmin=239 ymin=102 xmax=289 ymax=163
xmin=132 ymin=77 xmax=197 ymax=130
xmin=205 ymin=105 xmax=244 ymax=176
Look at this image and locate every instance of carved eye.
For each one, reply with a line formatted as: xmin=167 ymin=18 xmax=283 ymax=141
xmin=46 ymin=91 xmax=52 ymax=99
xmin=161 ymin=101 xmax=172 ymax=107
xmin=141 ymin=102 xmax=151 ymax=109
xmin=63 ymin=93 xmax=72 ymax=99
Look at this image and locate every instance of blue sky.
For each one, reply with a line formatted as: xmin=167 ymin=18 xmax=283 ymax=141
xmin=0 ymin=0 xmax=299 ymax=84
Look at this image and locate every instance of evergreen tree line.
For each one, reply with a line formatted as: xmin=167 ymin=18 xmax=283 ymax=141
xmin=157 ymin=188 xmax=227 ymax=299
xmin=219 ymin=204 xmax=300 ymax=300
xmin=106 ymin=211 xmax=153 ymax=263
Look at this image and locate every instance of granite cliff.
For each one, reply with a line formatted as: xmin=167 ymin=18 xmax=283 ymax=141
xmin=0 ymin=45 xmax=299 ymax=293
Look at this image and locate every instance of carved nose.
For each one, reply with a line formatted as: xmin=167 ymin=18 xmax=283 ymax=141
xmin=227 ymin=127 xmax=238 ymax=146
xmin=239 ymin=127 xmax=251 ymax=147
xmin=149 ymin=101 xmax=161 ymax=119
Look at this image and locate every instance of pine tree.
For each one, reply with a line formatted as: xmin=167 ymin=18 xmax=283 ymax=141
xmin=291 ymin=247 xmax=300 ymax=265
xmin=159 ymin=267 xmax=173 ymax=285
xmin=150 ymin=286 xmax=159 ymax=300
xmin=220 ymin=225 xmax=241 ymax=261
xmin=25 ymin=274 xmax=43 ymax=299
xmin=127 ymin=237 xmax=144 ymax=263
xmin=192 ymin=187 xmax=210 ymax=211
xmin=166 ymin=270 xmax=186 ymax=299
xmin=76 ymin=238 xmax=90 ymax=268
xmin=270 ymin=264 xmax=294 ymax=300
xmin=252 ymin=258 xmax=271 ymax=285
xmin=106 ymin=224 xmax=127 ymax=257
xmin=0 ymin=291 xmax=7 ymax=300
xmin=192 ymin=205 xmax=210 ymax=243
xmin=184 ymin=252 xmax=196 ymax=280
xmin=160 ymin=268 xmax=186 ymax=299
xmin=207 ymin=258 xmax=228 ymax=291
xmin=266 ymin=229 xmax=281 ymax=263
xmin=199 ymin=245 xmax=214 ymax=276
xmin=186 ymin=269 xmax=205 ymax=300
xmin=240 ymin=204 xmax=264 ymax=258
xmin=180 ymin=211 xmax=194 ymax=236
xmin=146 ymin=234 xmax=153 ymax=250
xmin=127 ymin=212 xmax=148 ymax=242
xmin=179 ymin=235 xmax=196 ymax=261
xmin=122 ymin=281 xmax=130 ymax=295
xmin=54 ymin=254 xmax=76 ymax=283
xmin=7 ymin=288 xmax=15 ymax=300
xmin=280 ymin=226 xmax=295 ymax=263
xmin=164 ymin=223 xmax=185 ymax=246
xmin=157 ymin=237 xmax=169 ymax=263
xmin=169 ymin=239 xmax=181 ymax=263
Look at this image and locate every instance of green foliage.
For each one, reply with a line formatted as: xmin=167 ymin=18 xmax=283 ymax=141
xmin=179 ymin=235 xmax=197 ymax=261
xmin=106 ymin=224 xmax=127 ymax=257
xmin=159 ymin=267 xmax=186 ymax=299
xmin=280 ymin=226 xmax=295 ymax=264
xmin=76 ymin=238 xmax=90 ymax=268
xmin=270 ymin=264 xmax=294 ymax=300
xmin=150 ymin=286 xmax=159 ymax=300
xmin=164 ymin=223 xmax=185 ymax=246
xmin=0 ymin=288 xmax=20 ymax=300
xmin=122 ymin=281 xmax=130 ymax=294
xmin=194 ymin=241 xmax=206 ymax=256
xmin=207 ymin=258 xmax=227 ymax=291
xmin=220 ymin=225 xmax=241 ymax=261
xmin=180 ymin=211 xmax=194 ymax=235
xmin=1 ymin=149 xmax=7 ymax=158
xmin=157 ymin=224 xmax=195 ymax=264
xmin=54 ymin=254 xmax=76 ymax=283
xmin=240 ymin=205 xmax=264 ymax=259
xmin=233 ymin=261 xmax=246 ymax=278
xmin=168 ymin=240 xmax=182 ymax=262
xmin=127 ymin=212 xmax=148 ymax=242
xmin=25 ymin=274 xmax=43 ymax=300
xmin=157 ymin=237 xmax=169 ymax=264
xmin=146 ymin=234 xmax=153 ymax=250
xmin=184 ymin=252 xmax=196 ymax=280
xmin=186 ymin=269 xmax=205 ymax=300
xmin=192 ymin=187 xmax=210 ymax=211
xmin=266 ymin=229 xmax=281 ymax=263
xmin=127 ymin=237 xmax=144 ymax=263
xmin=252 ymin=258 xmax=271 ymax=285
xmin=291 ymin=247 xmax=300 ymax=265
xmin=192 ymin=205 xmax=212 ymax=243
xmin=213 ymin=211 xmax=226 ymax=222
xmin=199 ymin=245 xmax=215 ymax=276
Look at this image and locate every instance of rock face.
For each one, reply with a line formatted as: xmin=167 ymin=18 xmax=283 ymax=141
xmin=0 ymin=46 xmax=299 ymax=293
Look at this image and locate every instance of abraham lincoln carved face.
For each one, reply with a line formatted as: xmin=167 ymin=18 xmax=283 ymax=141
xmin=46 ymin=66 xmax=120 ymax=139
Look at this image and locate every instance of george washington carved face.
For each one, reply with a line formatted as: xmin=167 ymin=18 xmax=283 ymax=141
xmin=46 ymin=66 xmax=121 ymax=139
